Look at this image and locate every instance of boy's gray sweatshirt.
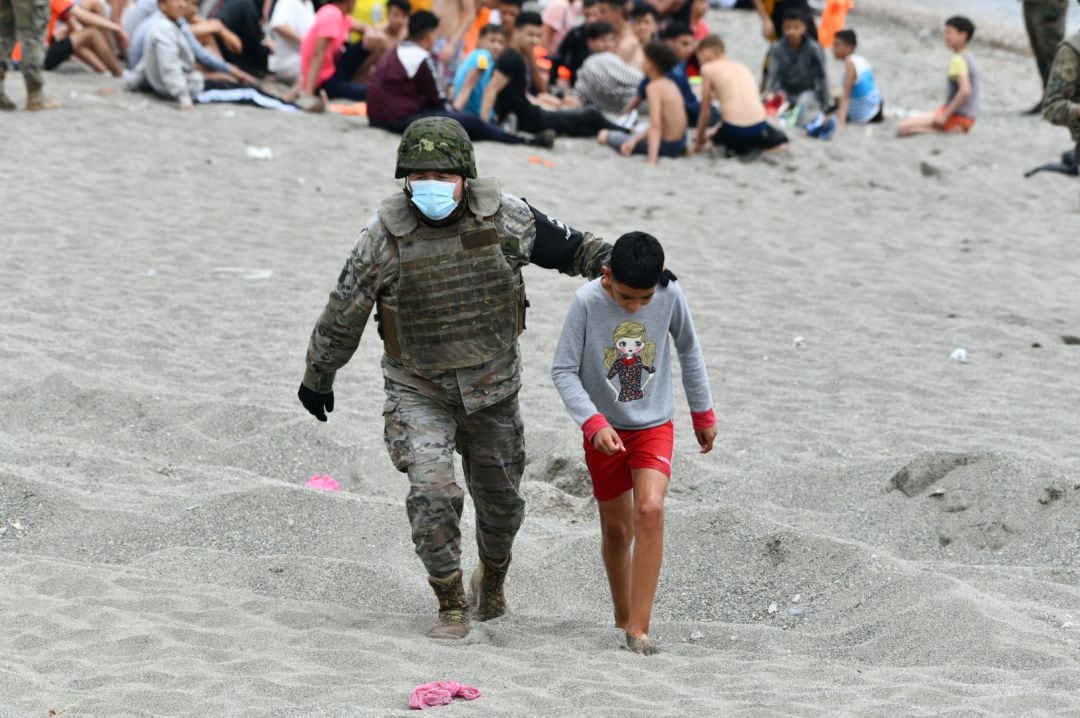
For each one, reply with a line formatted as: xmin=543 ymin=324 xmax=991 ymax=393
xmin=767 ymin=37 xmax=829 ymax=107
xmin=551 ymin=278 xmax=713 ymax=433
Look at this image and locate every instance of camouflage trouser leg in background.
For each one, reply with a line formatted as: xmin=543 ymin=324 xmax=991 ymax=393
xmin=1025 ymin=0 xmax=1069 ymax=87
xmin=0 ymin=0 xmax=48 ymax=86
xmin=383 ymin=379 xmax=526 ymax=579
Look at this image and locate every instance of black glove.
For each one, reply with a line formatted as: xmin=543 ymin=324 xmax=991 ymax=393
xmin=298 ymin=384 xmax=334 ymax=422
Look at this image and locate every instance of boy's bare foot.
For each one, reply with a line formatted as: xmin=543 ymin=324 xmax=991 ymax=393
xmin=625 ymin=632 xmax=660 ymax=655
xmin=597 ymin=129 xmax=609 ymax=145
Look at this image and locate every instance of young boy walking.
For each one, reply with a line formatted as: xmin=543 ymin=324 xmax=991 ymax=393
xmin=551 ymin=232 xmax=717 ymax=655
xmin=898 ymin=16 xmax=978 ymax=136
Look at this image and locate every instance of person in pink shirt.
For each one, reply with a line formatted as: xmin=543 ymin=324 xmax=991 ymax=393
xmin=300 ymin=0 xmax=369 ymax=100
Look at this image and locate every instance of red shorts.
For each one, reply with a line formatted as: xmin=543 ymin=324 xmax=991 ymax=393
xmin=583 ymin=421 xmax=674 ymax=502
xmin=938 ymin=106 xmax=975 ymax=133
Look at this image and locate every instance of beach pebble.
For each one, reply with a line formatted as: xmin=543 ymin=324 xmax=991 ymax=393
xmin=788 ymin=607 xmax=805 ymax=617
xmin=920 ymin=161 xmax=942 ymax=178
xmin=689 ymin=631 xmax=704 ymax=641
xmin=245 ymin=146 xmax=273 ymax=160
xmin=767 ymin=602 xmax=779 ymax=615
xmin=0 ymin=527 xmax=7 ymax=537
xmin=793 ymin=336 xmax=806 ymax=347
xmin=949 ymin=348 xmax=969 ymax=363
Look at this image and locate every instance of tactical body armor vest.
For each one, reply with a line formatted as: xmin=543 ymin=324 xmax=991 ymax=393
xmin=376 ymin=178 xmax=525 ymax=373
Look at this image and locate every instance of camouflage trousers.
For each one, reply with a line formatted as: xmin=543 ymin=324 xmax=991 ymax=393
xmin=382 ymin=373 xmax=526 ymax=579
xmin=0 ymin=0 xmax=48 ymax=86
xmin=1025 ymin=0 xmax=1069 ymax=86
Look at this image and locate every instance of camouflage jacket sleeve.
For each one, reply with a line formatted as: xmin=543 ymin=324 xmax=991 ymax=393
xmin=497 ymin=196 xmax=611 ymax=279
xmin=302 ymin=215 xmax=393 ymax=393
xmin=1043 ymin=43 xmax=1080 ymax=139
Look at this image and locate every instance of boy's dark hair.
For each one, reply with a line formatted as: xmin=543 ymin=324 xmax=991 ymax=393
xmin=478 ymin=22 xmax=503 ymax=37
xmin=697 ymin=33 xmax=724 ymax=54
xmin=610 ymin=232 xmax=666 ymax=290
xmin=408 ymin=10 xmax=439 ymax=39
xmin=501 ymin=0 xmax=524 ymax=7
xmin=630 ymin=3 xmax=657 ymax=21
xmin=945 ymin=15 xmax=975 ymax=41
xmin=585 ymin=21 xmax=615 ymax=40
xmin=659 ymin=20 xmax=692 ymax=40
xmin=643 ymin=40 xmax=678 ymax=74
xmin=387 ymin=0 xmax=411 ymax=14
xmin=782 ymin=7 xmax=809 ymax=25
xmin=598 ymin=0 xmax=626 ymax=9
xmin=833 ymin=29 xmax=856 ymax=47
xmin=514 ymin=10 xmax=542 ymax=27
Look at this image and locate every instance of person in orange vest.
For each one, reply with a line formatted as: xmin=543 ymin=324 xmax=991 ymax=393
xmin=817 ymin=0 xmax=852 ymax=49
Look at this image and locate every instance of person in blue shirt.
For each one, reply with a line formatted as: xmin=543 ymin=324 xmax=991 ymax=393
xmin=452 ymin=23 xmax=504 ymax=116
xmin=830 ymin=28 xmax=882 ymax=129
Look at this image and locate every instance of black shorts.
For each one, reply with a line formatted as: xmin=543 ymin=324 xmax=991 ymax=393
xmin=44 ymin=37 xmax=74 ymax=70
xmin=712 ymin=120 xmax=788 ymax=156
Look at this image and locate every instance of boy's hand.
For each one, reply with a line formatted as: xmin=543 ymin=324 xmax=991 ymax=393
xmin=695 ymin=425 xmax=717 ymax=454
xmin=593 ymin=427 xmax=626 ymax=456
xmin=932 ymin=110 xmax=948 ymax=127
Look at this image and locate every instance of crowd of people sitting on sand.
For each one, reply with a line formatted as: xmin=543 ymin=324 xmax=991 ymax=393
xmin=6 ymin=0 xmax=989 ymax=162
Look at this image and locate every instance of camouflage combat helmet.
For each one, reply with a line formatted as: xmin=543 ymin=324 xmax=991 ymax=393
xmin=395 ymin=117 xmax=477 ymax=179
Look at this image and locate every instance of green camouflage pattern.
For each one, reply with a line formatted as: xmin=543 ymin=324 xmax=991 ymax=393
xmin=301 ymin=187 xmax=609 ymax=576
xmin=1025 ymin=0 xmax=1069 ymax=86
xmin=376 ymin=179 xmax=522 ymax=373
xmin=0 ymin=0 xmax=48 ymax=86
xmin=1043 ymin=32 xmax=1080 ymax=142
xmin=383 ymin=360 xmax=526 ymax=577
xmin=395 ymin=117 xmax=478 ymax=179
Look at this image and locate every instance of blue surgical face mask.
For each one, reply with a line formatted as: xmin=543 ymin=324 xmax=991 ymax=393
xmin=409 ymin=179 xmax=460 ymax=220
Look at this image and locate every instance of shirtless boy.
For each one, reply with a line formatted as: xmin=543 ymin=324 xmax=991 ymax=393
xmin=595 ymin=0 xmax=639 ymax=67
xmin=598 ymin=41 xmax=687 ymax=165
xmin=693 ymin=34 xmax=787 ymax=157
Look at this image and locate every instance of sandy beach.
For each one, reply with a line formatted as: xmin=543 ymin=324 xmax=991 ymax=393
xmin=2 ymin=4 xmax=1080 ymax=716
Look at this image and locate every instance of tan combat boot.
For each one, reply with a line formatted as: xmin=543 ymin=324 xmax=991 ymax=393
xmin=469 ymin=554 xmax=510 ymax=622
xmin=0 ymin=71 xmax=15 ymax=111
xmin=427 ymin=570 xmax=470 ymax=639
xmin=25 ymin=81 xmax=59 ymax=111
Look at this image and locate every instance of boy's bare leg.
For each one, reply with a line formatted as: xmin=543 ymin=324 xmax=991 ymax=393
xmin=71 ymin=28 xmax=110 ymax=73
xmin=625 ymin=467 xmax=668 ymax=653
xmin=87 ymin=28 xmax=124 ymax=75
xmin=897 ymin=110 xmax=941 ymax=137
xmin=596 ymin=490 xmax=635 ymax=629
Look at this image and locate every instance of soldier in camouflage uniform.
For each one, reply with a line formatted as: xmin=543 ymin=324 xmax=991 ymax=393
xmin=1024 ymin=0 xmax=1069 ymax=112
xmin=0 ymin=0 xmax=58 ymax=110
xmin=298 ymin=117 xmax=610 ymax=640
xmin=1042 ymin=27 xmax=1080 ymax=157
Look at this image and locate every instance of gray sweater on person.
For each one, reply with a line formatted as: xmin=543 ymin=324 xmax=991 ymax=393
xmin=551 ymin=278 xmax=713 ymax=432
xmin=128 ymin=14 xmax=205 ymax=106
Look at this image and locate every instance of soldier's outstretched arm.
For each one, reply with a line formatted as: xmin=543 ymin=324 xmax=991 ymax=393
xmin=1042 ymin=45 xmax=1080 ymax=129
xmin=301 ymin=220 xmax=385 ymax=399
xmin=526 ymin=204 xmax=611 ymax=280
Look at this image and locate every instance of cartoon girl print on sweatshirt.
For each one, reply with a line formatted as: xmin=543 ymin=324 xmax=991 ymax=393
xmin=603 ymin=321 xmax=657 ymax=403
